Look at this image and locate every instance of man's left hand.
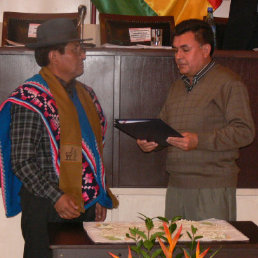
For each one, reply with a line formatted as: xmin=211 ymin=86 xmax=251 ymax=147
xmin=167 ymin=132 xmax=198 ymax=151
xmin=95 ymin=202 xmax=107 ymax=221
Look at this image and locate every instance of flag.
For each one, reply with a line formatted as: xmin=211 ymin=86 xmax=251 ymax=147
xmin=91 ymin=0 xmax=223 ymax=24
xmin=208 ymin=0 xmax=223 ymax=10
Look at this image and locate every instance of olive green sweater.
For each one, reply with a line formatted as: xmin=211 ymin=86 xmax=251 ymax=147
xmin=159 ymin=64 xmax=255 ymax=188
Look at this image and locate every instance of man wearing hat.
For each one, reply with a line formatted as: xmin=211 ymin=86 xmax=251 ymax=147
xmin=0 ymin=18 xmax=113 ymax=258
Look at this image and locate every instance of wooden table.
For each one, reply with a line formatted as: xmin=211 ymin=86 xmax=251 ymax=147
xmin=49 ymin=221 xmax=258 ymax=258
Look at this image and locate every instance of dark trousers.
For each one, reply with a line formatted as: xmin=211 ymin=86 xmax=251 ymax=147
xmin=20 ymin=186 xmax=96 ymax=258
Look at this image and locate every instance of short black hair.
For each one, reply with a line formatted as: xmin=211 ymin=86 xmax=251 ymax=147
xmin=173 ymin=19 xmax=214 ymax=56
xmin=34 ymin=43 xmax=66 ymax=67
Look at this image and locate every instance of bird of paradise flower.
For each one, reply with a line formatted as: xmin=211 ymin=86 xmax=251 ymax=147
xmin=158 ymin=222 xmax=211 ymax=258
xmin=157 ymin=222 xmax=182 ymax=258
xmin=183 ymin=241 xmax=210 ymax=258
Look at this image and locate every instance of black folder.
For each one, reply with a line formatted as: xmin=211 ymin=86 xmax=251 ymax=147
xmin=114 ymin=118 xmax=182 ymax=147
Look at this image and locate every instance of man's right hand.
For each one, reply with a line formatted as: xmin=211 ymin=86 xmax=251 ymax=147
xmin=136 ymin=139 xmax=158 ymax=152
xmin=54 ymin=194 xmax=81 ymax=219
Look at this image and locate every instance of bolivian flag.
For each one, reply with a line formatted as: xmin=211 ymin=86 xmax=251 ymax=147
xmin=91 ymin=0 xmax=223 ymax=25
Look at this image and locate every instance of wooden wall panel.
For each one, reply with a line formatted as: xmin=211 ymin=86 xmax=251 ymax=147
xmin=0 ymin=53 xmax=39 ymax=103
xmin=117 ymin=55 xmax=178 ymax=187
xmin=0 ymin=48 xmax=257 ymax=189
xmin=215 ymin=54 xmax=258 ymax=188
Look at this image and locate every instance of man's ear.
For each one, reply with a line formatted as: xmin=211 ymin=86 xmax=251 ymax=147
xmin=48 ymin=50 xmax=58 ymax=64
xmin=201 ymin=44 xmax=211 ymax=57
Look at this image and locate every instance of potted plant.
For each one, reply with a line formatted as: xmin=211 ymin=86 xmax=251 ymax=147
xmin=109 ymin=213 xmax=220 ymax=258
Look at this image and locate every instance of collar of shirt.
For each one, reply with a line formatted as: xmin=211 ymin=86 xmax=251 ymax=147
xmin=55 ymin=76 xmax=76 ymax=97
xmin=181 ymin=59 xmax=215 ymax=93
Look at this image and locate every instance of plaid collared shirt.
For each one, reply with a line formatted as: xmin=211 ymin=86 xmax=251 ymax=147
xmin=181 ymin=59 xmax=215 ymax=92
xmin=10 ymin=78 xmax=106 ymax=205
xmin=11 ymin=103 xmax=62 ymax=204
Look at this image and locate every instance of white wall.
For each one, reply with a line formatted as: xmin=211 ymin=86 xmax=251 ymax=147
xmin=0 ymin=0 xmax=92 ymax=24
xmin=0 ymin=198 xmax=23 ymax=258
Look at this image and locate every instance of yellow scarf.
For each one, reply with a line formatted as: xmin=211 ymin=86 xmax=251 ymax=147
xmin=40 ymin=67 xmax=103 ymax=212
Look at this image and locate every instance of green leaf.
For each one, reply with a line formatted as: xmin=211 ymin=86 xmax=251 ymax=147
xmin=170 ymin=223 xmax=177 ymax=234
xmin=151 ymin=248 xmax=164 ymax=258
xmin=186 ymin=231 xmax=192 ymax=240
xmin=159 ymin=235 xmax=167 ymax=242
xmin=145 ymin=218 xmax=154 ymax=231
xmin=137 ymin=239 xmax=144 ymax=247
xmin=137 ymin=230 xmax=148 ymax=240
xmin=129 ymin=227 xmax=139 ymax=236
xmin=129 ymin=227 xmax=147 ymax=240
xmin=194 ymin=235 xmax=203 ymax=241
xmin=126 ymin=233 xmax=136 ymax=241
xmin=150 ymin=231 xmax=164 ymax=241
xmin=130 ymin=245 xmax=140 ymax=254
xmin=143 ymin=239 xmax=154 ymax=251
xmin=138 ymin=212 xmax=148 ymax=218
xmin=139 ymin=249 xmax=150 ymax=258
xmin=157 ymin=216 xmax=169 ymax=223
xmin=171 ymin=216 xmax=182 ymax=222
xmin=191 ymin=225 xmax=197 ymax=234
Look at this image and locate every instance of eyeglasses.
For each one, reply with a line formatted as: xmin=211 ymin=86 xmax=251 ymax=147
xmin=67 ymin=42 xmax=86 ymax=55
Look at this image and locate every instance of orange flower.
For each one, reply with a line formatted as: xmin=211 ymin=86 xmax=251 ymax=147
xmin=196 ymin=241 xmax=210 ymax=258
xmin=183 ymin=249 xmax=190 ymax=258
xmin=128 ymin=246 xmax=132 ymax=257
xmin=157 ymin=222 xmax=182 ymax=258
xmin=183 ymin=240 xmax=210 ymax=258
xmin=108 ymin=253 xmax=119 ymax=258
xmin=108 ymin=246 xmax=132 ymax=258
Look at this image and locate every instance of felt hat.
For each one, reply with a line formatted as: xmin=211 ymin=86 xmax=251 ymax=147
xmin=26 ymin=18 xmax=91 ymax=48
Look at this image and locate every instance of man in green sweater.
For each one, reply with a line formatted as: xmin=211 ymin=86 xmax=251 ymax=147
xmin=137 ymin=19 xmax=255 ymax=220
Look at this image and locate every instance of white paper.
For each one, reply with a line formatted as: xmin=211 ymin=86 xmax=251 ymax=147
xmin=129 ymin=27 xmax=151 ymax=42
xmin=28 ymin=23 xmax=40 ymax=38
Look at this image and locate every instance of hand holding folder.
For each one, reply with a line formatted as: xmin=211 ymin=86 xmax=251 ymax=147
xmin=114 ymin=118 xmax=183 ymax=147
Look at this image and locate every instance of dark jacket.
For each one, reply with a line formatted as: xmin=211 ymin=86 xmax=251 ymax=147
xmin=223 ymin=0 xmax=258 ymax=50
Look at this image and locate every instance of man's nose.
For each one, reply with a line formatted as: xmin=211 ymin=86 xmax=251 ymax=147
xmin=175 ymin=50 xmax=182 ymax=59
xmin=80 ymin=50 xmax=86 ymax=60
